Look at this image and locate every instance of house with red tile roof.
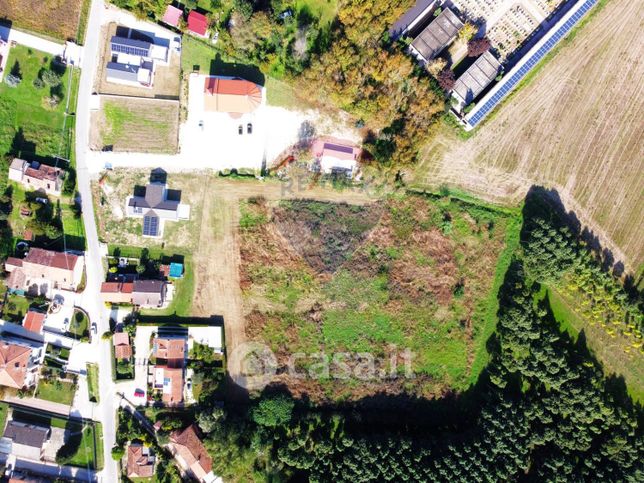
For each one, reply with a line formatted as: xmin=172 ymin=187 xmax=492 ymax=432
xmin=4 ymin=248 xmax=84 ymax=294
xmin=126 ymin=443 xmax=155 ymax=478
xmin=22 ymin=311 xmax=45 ymax=334
xmin=100 ymin=282 xmax=134 ymax=305
xmin=203 ymin=77 xmax=263 ymax=115
xmin=8 ymin=159 xmax=65 ymax=196
xmin=169 ymin=425 xmax=217 ymax=482
xmin=153 ymin=337 xmax=187 ymax=406
xmin=113 ymin=332 xmax=132 ymax=360
xmin=162 ymin=5 xmax=183 ymax=27
xmin=187 ymin=11 xmax=209 ymax=37
xmin=0 ymin=338 xmax=45 ymax=389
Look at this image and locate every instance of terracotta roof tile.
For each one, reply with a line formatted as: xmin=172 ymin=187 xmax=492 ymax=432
xmin=23 ymin=311 xmax=45 ymax=334
xmin=170 ymin=425 xmax=212 ymax=473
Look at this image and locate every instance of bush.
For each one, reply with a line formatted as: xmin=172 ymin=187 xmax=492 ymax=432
xmin=111 ymin=445 xmax=125 ymax=461
xmin=33 ymin=77 xmax=45 ymax=89
xmin=5 ymin=74 xmax=21 ymax=87
xmin=41 ymin=69 xmax=62 ymax=87
xmin=437 ymin=69 xmax=455 ymax=91
xmin=251 ymin=395 xmax=294 ymax=428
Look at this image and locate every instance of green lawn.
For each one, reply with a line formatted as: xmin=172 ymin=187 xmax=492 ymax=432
xmin=297 ymin=0 xmax=339 ymax=26
xmin=86 ymin=363 xmax=100 ymax=403
xmin=141 ymin=259 xmax=195 ymax=317
xmin=1 ymin=293 xmax=31 ymax=323
xmin=35 ymin=379 xmax=76 ymax=405
xmin=0 ymin=402 xmax=8 ymax=433
xmin=66 ymin=422 xmax=104 ymax=470
xmin=0 ymin=45 xmax=75 ymax=157
xmin=68 ymin=309 xmax=89 ymax=339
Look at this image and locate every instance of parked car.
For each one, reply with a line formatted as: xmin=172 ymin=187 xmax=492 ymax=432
xmin=238 ymin=124 xmax=243 ymax=135
xmin=91 ymin=322 xmax=97 ymax=334
xmin=134 ymin=388 xmax=145 ymax=397
xmin=198 ymin=120 xmax=204 ymax=130
xmin=35 ymin=197 xmax=48 ymax=204
xmin=247 ymin=123 xmax=252 ymax=134
xmin=186 ymin=378 xmax=192 ymax=391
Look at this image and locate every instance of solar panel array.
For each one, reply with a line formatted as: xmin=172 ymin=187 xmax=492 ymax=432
xmin=466 ymin=0 xmax=598 ymax=128
xmin=143 ymin=215 xmax=159 ymax=237
xmin=111 ymin=37 xmax=151 ymax=57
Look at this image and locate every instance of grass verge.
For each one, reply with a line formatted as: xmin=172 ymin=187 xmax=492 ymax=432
xmin=86 ymin=363 xmax=100 ymax=403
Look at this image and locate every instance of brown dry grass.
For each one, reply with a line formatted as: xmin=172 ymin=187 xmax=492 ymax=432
xmin=95 ymin=23 xmax=181 ymax=99
xmin=0 ymin=0 xmax=84 ymax=41
xmin=413 ymin=0 xmax=644 ymax=271
xmin=90 ymin=97 xmax=179 ymax=154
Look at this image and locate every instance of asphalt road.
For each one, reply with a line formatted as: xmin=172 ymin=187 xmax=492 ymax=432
xmin=73 ymin=1 xmax=118 ymax=482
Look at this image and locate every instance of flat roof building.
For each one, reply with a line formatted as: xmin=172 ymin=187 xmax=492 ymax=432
xmin=410 ymin=7 xmax=464 ymax=63
xmin=452 ymin=50 xmax=501 ymax=109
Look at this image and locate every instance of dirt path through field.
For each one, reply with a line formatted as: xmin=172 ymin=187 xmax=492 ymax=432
xmin=191 ymin=177 xmax=379 ymax=386
xmin=414 ymin=0 xmax=644 ymax=271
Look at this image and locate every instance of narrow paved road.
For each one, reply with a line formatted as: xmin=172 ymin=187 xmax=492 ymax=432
xmin=73 ymin=1 xmax=117 ymax=482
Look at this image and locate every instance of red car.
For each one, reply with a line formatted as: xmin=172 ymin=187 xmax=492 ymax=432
xmin=134 ymin=389 xmax=145 ymax=397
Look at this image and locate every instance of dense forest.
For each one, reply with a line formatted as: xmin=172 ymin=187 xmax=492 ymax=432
xmin=193 ymin=191 xmax=643 ymax=482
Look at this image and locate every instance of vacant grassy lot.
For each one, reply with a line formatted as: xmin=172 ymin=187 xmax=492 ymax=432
xmin=92 ymin=98 xmax=179 ymax=154
xmin=36 ymin=378 xmax=76 ymax=405
xmin=0 ymin=45 xmax=76 ymax=158
xmin=413 ymin=0 xmax=643 ymax=271
xmin=240 ymin=195 xmax=519 ymax=401
xmin=0 ymin=0 xmax=86 ymax=42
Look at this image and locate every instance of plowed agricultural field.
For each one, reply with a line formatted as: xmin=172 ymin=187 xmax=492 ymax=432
xmin=0 ymin=0 xmax=85 ymax=41
xmin=414 ymin=0 xmax=644 ymax=271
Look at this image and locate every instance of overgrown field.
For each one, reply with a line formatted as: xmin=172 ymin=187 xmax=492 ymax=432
xmin=413 ymin=0 xmax=643 ymax=271
xmin=0 ymin=0 xmax=87 ymax=42
xmin=92 ymin=98 xmax=179 ymax=154
xmin=239 ymin=194 xmax=520 ymax=401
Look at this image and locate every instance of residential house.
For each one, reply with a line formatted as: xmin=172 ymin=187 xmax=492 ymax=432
xmin=168 ymin=425 xmax=217 ymax=483
xmin=0 ymin=337 xmax=45 ymax=389
xmin=203 ymin=76 xmax=263 ymax=116
xmin=409 ymin=7 xmax=464 ymax=63
xmin=162 ymin=5 xmax=183 ymax=27
xmin=106 ymin=29 xmax=170 ymax=88
xmin=113 ymin=332 xmax=132 ymax=361
xmin=133 ymin=280 xmax=167 ymax=308
xmin=187 ymin=11 xmax=209 ymax=38
xmin=22 ymin=311 xmax=45 ymax=335
xmin=4 ymin=248 xmax=84 ymax=295
xmin=100 ymin=281 xmax=134 ymax=304
xmin=0 ymin=421 xmax=50 ymax=461
xmin=8 ymin=159 xmax=64 ymax=197
xmin=125 ymin=181 xmax=190 ymax=238
xmin=153 ymin=337 xmax=186 ymax=406
xmin=315 ymin=140 xmax=361 ymax=177
xmin=127 ymin=443 xmax=155 ymax=478
xmin=451 ymin=50 xmax=501 ymax=111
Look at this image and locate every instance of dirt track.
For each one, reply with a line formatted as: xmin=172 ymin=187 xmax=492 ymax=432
xmin=414 ymin=0 xmax=644 ymax=271
xmin=191 ymin=178 xmax=378 ymax=382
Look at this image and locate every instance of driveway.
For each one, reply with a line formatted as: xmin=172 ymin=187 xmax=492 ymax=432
xmin=120 ymin=325 xmax=155 ymax=404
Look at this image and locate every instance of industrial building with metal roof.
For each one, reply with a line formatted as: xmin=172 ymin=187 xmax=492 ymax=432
xmin=452 ymin=50 xmax=502 ymax=109
xmin=409 ymin=7 xmax=464 ymax=63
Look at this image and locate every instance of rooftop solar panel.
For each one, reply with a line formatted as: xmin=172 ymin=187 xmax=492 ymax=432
xmin=143 ymin=215 xmax=159 ymax=237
